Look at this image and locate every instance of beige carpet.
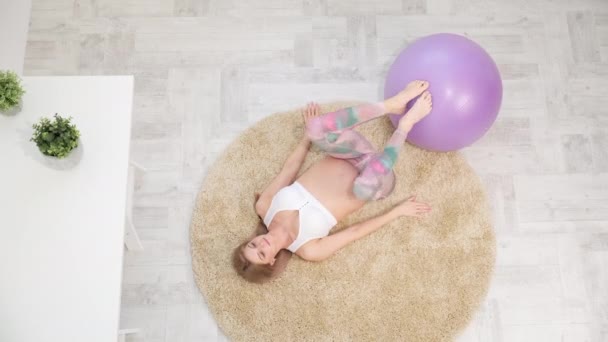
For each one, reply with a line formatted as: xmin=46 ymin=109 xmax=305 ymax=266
xmin=190 ymin=102 xmax=496 ymax=342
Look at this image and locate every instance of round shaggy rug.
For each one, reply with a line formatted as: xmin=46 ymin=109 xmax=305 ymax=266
xmin=190 ymin=102 xmax=496 ymax=342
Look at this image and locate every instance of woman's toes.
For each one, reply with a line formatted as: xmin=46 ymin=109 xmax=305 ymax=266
xmin=417 ymin=80 xmax=429 ymax=91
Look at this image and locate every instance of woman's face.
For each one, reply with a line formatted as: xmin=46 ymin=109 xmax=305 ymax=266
xmin=243 ymin=234 xmax=275 ymax=265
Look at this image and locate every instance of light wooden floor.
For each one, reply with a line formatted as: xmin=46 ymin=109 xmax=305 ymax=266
xmin=24 ymin=0 xmax=608 ymax=341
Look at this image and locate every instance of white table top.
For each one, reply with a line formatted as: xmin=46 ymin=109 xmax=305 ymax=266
xmin=0 ymin=0 xmax=31 ymax=74
xmin=0 ymin=76 xmax=133 ymax=342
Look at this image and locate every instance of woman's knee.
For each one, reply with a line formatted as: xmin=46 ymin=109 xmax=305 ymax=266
xmin=374 ymin=172 xmax=395 ymax=200
xmin=352 ymin=161 xmax=395 ymax=201
xmin=353 ymin=178 xmax=393 ymax=201
xmin=352 ymin=180 xmax=376 ymax=201
xmin=352 ymin=170 xmax=383 ymax=201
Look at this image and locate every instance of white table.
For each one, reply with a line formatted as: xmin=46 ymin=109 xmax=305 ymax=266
xmin=0 ymin=76 xmax=133 ymax=342
xmin=0 ymin=0 xmax=31 ymax=74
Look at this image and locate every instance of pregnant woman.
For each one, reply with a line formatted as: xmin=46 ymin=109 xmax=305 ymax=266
xmin=233 ymin=81 xmax=433 ymax=283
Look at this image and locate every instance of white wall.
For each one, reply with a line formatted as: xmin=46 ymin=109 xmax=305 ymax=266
xmin=0 ymin=0 xmax=32 ymax=74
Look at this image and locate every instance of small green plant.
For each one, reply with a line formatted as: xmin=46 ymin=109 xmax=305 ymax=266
xmin=0 ymin=70 xmax=25 ymax=111
xmin=31 ymin=114 xmax=81 ymax=158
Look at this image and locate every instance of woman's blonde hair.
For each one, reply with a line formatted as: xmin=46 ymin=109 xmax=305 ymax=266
xmin=232 ymin=194 xmax=293 ymax=284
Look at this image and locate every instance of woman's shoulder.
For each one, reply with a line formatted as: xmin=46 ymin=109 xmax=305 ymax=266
xmin=255 ymin=184 xmax=297 ymax=221
xmin=293 ymin=238 xmax=323 ymax=261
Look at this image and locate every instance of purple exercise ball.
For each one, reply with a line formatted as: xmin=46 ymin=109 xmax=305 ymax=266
xmin=384 ymin=33 xmax=503 ymax=152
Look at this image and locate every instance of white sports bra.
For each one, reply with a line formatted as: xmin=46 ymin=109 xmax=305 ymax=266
xmin=263 ymin=181 xmax=337 ymax=252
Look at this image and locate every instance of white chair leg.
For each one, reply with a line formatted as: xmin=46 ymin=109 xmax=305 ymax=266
xmin=124 ymin=163 xmax=144 ymax=251
xmin=129 ymin=160 xmax=147 ymax=172
xmin=124 ymin=216 xmax=144 ymax=251
xmin=118 ymin=328 xmax=141 ymax=342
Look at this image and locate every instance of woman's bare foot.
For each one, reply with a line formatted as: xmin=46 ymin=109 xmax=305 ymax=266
xmin=398 ymin=91 xmax=433 ymax=132
xmin=384 ymin=80 xmax=429 ymax=114
xmin=303 ymin=102 xmax=321 ymax=124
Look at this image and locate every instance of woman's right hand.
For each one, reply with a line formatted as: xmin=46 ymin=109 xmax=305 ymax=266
xmin=391 ymin=195 xmax=432 ymax=218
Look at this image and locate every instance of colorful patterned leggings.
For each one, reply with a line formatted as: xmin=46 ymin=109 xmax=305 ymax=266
xmin=306 ymin=102 xmax=408 ymax=201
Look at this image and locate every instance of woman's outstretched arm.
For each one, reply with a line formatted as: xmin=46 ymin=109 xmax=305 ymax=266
xmin=255 ymin=105 xmax=316 ymax=218
xmin=296 ymin=196 xmax=431 ymax=262
xmin=255 ymin=137 xmax=310 ymax=217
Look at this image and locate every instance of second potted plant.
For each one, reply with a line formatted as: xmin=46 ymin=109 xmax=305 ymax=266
xmin=0 ymin=70 xmax=26 ymax=115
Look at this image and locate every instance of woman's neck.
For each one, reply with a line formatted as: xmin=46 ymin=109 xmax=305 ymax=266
xmin=267 ymin=220 xmax=298 ymax=251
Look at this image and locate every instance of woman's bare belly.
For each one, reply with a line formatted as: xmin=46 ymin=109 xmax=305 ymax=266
xmin=296 ymin=156 xmax=366 ymax=221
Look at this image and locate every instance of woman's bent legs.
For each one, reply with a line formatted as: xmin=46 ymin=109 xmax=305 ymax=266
xmin=305 ymin=102 xmax=404 ymax=201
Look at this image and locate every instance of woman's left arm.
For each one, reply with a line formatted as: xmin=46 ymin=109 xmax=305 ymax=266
xmin=283 ymin=136 xmax=312 ymax=176
xmin=255 ymin=136 xmax=311 ymax=217
xmin=255 ymin=103 xmax=320 ymax=217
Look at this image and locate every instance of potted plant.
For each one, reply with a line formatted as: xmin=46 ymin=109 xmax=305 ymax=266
xmin=31 ymin=114 xmax=81 ymax=158
xmin=0 ymin=70 xmax=26 ymax=115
